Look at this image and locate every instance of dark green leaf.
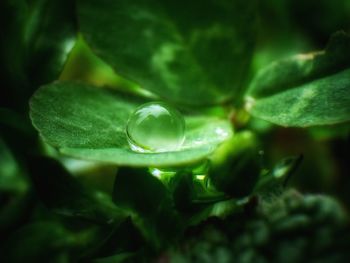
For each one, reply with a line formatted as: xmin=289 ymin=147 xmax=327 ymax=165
xmin=1 ymin=222 xmax=74 ymax=263
xmin=0 ymin=108 xmax=37 ymax=159
xmin=253 ymin=155 xmax=303 ymax=198
xmin=77 ymin=0 xmax=256 ymax=105
xmin=113 ymin=167 xmax=182 ymax=249
xmin=96 ymin=219 xmax=144 ymax=258
xmin=0 ymin=192 xmax=31 ymax=235
xmin=1 ymin=221 xmax=112 ymax=262
xmin=209 ymin=131 xmax=260 ymax=198
xmin=171 ymin=171 xmax=196 ymax=212
xmin=0 ymin=0 xmax=76 ymax=109
xmin=0 ymin=108 xmax=34 ymax=136
xmin=246 ymin=32 xmax=350 ymax=127
xmin=308 ymin=122 xmax=350 ymax=140
xmin=28 ymin=156 xmax=126 ymax=225
xmin=0 ymin=137 xmax=28 ymax=193
xmin=0 ymin=137 xmax=30 ymax=234
xmin=169 ymin=167 xmax=228 ymax=213
xmin=30 ymin=82 xmax=232 ymax=167
xmin=168 ymin=190 xmax=350 ymax=263
xmin=24 ymin=0 xmax=77 ymax=85
xmin=0 ymin=0 xmax=28 ymax=108
xmin=93 ymin=252 xmax=139 ymax=263
xmin=287 ymin=0 xmax=350 ymax=44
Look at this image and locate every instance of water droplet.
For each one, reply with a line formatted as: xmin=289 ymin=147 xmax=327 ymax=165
xmin=126 ymin=102 xmax=185 ymax=153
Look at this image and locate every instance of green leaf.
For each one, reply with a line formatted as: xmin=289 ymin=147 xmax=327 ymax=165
xmin=169 ymin=169 xmax=227 ymax=214
xmin=113 ymin=167 xmax=182 ymax=249
xmin=30 ymin=82 xmax=232 ymax=167
xmin=77 ymin=0 xmax=256 ymax=105
xmin=113 ymin=168 xmax=169 ymax=218
xmin=209 ymin=131 xmax=260 ymax=198
xmin=246 ymin=31 xmax=350 ymax=127
xmin=28 ymin=156 xmax=126 ymax=225
xmin=253 ymin=155 xmax=303 ymax=198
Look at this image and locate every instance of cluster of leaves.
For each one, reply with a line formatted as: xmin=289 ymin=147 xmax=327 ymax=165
xmin=167 ymin=190 xmax=350 ymax=263
xmin=1 ymin=0 xmax=350 ymax=262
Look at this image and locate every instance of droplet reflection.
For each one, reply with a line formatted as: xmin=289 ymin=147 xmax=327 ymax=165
xmin=126 ymin=102 xmax=185 ymax=153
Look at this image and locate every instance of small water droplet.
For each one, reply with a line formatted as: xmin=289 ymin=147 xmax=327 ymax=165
xmin=126 ymin=102 xmax=185 ymax=153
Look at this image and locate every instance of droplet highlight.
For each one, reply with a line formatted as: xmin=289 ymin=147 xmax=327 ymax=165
xmin=126 ymin=102 xmax=185 ymax=153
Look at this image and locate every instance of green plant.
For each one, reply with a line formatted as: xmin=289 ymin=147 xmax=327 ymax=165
xmin=1 ymin=0 xmax=350 ymax=262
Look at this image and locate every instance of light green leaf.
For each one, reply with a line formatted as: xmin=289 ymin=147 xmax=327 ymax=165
xmin=77 ymin=0 xmax=256 ymax=105
xmin=30 ymin=82 xmax=232 ymax=167
xmin=246 ymin=32 xmax=350 ymax=127
xmin=247 ymin=69 xmax=350 ymax=127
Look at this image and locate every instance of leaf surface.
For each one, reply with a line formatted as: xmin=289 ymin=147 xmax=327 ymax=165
xmin=246 ymin=32 xmax=350 ymax=127
xmin=30 ymin=82 xmax=232 ymax=166
xmin=77 ymin=0 xmax=256 ymax=105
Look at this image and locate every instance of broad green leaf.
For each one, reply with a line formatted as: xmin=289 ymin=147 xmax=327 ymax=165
xmin=30 ymin=82 xmax=232 ymax=167
xmin=77 ymin=0 xmax=256 ymax=105
xmin=246 ymin=32 xmax=350 ymax=127
xmin=247 ymin=32 xmax=350 ymax=98
xmin=28 ymin=156 xmax=126 ymax=224
xmin=246 ymin=69 xmax=350 ymax=127
xmin=113 ymin=167 xmax=182 ymax=249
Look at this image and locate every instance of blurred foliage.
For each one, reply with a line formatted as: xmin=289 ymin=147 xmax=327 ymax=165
xmin=167 ymin=190 xmax=350 ymax=263
xmin=0 ymin=0 xmax=349 ymax=262
xmin=0 ymin=0 xmax=76 ymax=110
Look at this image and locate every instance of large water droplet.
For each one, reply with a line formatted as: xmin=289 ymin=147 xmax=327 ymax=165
xmin=126 ymin=102 xmax=185 ymax=153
